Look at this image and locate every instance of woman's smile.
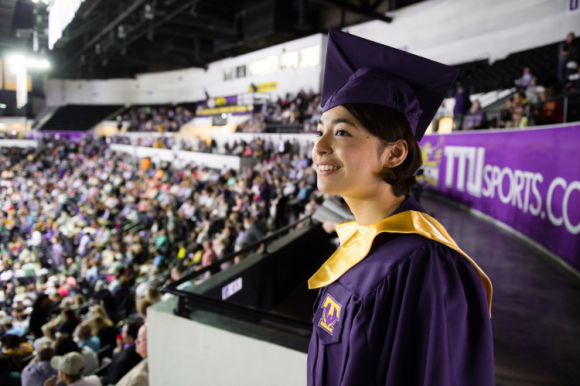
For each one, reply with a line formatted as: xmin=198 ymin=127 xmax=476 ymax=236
xmin=316 ymin=162 xmax=342 ymax=176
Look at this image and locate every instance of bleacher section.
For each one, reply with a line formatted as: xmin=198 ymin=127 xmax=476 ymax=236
xmin=38 ymin=104 xmax=123 ymax=131
xmin=453 ymin=39 xmax=572 ymax=94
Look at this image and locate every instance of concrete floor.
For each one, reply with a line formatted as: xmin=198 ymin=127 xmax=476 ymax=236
xmin=421 ymin=194 xmax=580 ymax=386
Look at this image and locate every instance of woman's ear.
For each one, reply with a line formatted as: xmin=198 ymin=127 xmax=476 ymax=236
xmin=384 ymin=139 xmax=408 ymax=169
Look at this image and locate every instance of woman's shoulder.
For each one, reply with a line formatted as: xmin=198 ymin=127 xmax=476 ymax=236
xmin=338 ymin=233 xmax=456 ymax=299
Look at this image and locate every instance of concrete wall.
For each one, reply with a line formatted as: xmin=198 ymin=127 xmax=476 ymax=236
xmin=110 ymin=144 xmax=242 ymax=170
xmin=44 ymin=34 xmax=326 ymax=107
xmin=148 ymin=302 xmax=307 ymax=386
xmin=0 ymin=139 xmax=37 ymax=148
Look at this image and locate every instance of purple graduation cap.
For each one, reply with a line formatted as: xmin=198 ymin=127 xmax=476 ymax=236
xmin=321 ymin=29 xmax=459 ymax=141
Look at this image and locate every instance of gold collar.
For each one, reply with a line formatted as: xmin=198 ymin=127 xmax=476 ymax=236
xmin=308 ymin=210 xmax=493 ymax=317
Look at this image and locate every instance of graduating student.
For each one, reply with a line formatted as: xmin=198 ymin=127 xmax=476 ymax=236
xmin=307 ymin=30 xmax=494 ymax=386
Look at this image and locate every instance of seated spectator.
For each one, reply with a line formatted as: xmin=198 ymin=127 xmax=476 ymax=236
xmin=201 ymin=240 xmax=219 ymax=275
xmin=76 ymin=322 xmax=101 ymax=353
xmin=44 ymin=351 xmax=101 ymax=386
xmin=0 ymin=353 xmax=21 ymax=386
xmin=116 ymin=324 xmax=149 ymax=386
xmin=57 ymin=308 xmax=80 ymax=335
xmin=144 ymin=287 xmax=162 ymax=304
xmin=525 ymin=77 xmax=545 ymax=104
xmin=1 ymin=316 xmax=24 ymax=336
xmin=2 ymin=334 xmax=33 ymax=370
xmin=136 ymin=299 xmax=153 ymax=323
xmin=41 ymin=321 xmax=57 ymax=341
xmin=512 ymin=111 xmax=528 ymax=128
xmin=102 ymin=319 xmax=144 ymax=385
xmin=88 ymin=312 xmax=116 ymax=353
xmin=514 ymin=67 xmax=533 ymax=88
xmin=500 ymin=98 xmax=514 ymax=128
xmin=21 ymin=343 xmax=58 ymax=386
xmin=53 ymin=334 xmax=98 ymax=376
xmin=463 ymin=101 xmax=488 ymax=130
xmin=538 ymin=89 xmax=564 ymax=124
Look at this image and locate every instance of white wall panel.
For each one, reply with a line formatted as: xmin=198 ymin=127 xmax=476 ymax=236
xmin=148 ymin=304 xmax=307 ymax=386
xmin=346 ymin=0 xmax=580 ymax=65
xmin=45 ymin=34 xmax=325 ymax=107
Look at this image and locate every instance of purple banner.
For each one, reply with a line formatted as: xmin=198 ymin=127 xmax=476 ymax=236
xmin=30 ymin=131 xmax=92 ymax=142
xmin=420 ymin=123 xmax=580 ymax=271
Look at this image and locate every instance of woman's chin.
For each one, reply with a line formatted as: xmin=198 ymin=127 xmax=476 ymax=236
xmin=317 ymin=182 xmax=342 ymax=195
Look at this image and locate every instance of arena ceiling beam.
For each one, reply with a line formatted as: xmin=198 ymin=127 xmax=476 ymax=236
xmin=156 ymin=27 xmax=238 ymax=43
xmin=61 ymin=0 xmax=149 ymax=71
xmin=107 ymin=0 xmax=201 ymax=56
xmin=310 ymin=0 xmax=392 ymax=23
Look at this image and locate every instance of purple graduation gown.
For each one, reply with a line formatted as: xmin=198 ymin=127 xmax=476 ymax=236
xmin=307 ymin=196 xmax=494 ymax=385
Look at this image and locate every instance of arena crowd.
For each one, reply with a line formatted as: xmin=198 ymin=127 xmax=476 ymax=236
xmin=0 ymin=133 xmax=321 ymax=385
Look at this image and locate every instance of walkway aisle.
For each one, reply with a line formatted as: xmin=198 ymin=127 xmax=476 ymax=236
xmin=421 ymin=195 xmax=580 ymax=386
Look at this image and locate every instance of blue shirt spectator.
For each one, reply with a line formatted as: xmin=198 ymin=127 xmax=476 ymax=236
xmin=21 ymin=345 xmax=58 ymax=386
xmin=77 ymin=322 xmax=102 ymax=353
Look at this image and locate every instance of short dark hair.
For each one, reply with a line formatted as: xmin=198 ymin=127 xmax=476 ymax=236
xmin=342 ymin=103 xmax=423 ymax=197
xmin=0 ymin=353 xmax=11 ymax=373
xmin=37 ymin=345 xmax=55 ymax=362
xmin=125 ymin=319 xmax=144 ymax=340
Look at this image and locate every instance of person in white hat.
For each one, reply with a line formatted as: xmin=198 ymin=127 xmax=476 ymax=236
xmin=43 ymin=352 xmax=101 ymax=386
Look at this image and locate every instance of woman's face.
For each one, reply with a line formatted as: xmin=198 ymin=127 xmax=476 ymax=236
xmin=313 ymin=106 xmax=388 ymax=199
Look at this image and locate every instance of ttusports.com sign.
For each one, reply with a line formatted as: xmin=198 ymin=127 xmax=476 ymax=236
xmin=420 ymin=123 xmax=580 ymax=271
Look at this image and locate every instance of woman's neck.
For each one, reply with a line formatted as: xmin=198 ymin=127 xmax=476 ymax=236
xmin=342 ymin=185 xmax=405 ymax=226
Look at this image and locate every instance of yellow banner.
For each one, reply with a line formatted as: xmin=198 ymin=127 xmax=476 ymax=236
xmin=248 ymin=81 xmax=277 ymax=92
xmin=3 ymin=62 xmax=32 ymax=92
xmin=197 ymin=104 xmax=254 ymax=115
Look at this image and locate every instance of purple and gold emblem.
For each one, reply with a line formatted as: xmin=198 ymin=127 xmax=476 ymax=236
xmin=318 ymin=294 xmax=342 ymax=335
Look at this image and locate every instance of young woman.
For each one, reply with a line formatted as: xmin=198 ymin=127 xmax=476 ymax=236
xmin=307 ymin=30 xmax=494 ymax=386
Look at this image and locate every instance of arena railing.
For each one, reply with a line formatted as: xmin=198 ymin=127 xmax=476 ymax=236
xmin=264 ymin=123 xmax=305 ymax=133
xmin=160 ymin=214 xmax=315 ymax=332
xmin=486 ymin=89 xmax=580 ymax=128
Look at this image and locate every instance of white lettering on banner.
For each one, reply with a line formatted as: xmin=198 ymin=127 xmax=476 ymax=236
xmin=222 ymin=277 xmax=243 ymax=300
xmin=442 ymin=145 xmax=579 ymax=235
xmin=547 ymin=178 xmax=580 ymax=234
xmin=444 ymin=146 xmax=484 ymax=196
xmin=547 ymin=178 xmax=567 ymax=226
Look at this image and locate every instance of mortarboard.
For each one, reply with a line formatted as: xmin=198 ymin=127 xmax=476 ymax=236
xmin=321 ymin=29 xmax=459 ymax=141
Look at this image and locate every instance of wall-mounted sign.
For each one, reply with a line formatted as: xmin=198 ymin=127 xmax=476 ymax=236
xmin=197 ymin=104 xmax=253 ymax=116
xmin=248 ymin=81 xmax=277 ymax=93
xmin=222 ymin=277 xmax=243 ymax=300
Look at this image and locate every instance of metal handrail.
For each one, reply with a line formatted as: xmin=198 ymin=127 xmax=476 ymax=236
xmin=159 ymin=214 xmax=316 ymax=332
xmin=163 ymin=214 xmax=313 ymax=290
xmin=485 ymin=89 xmax=580 ymax=113
xmin=162 ymin=287 xmax=312 ymax=331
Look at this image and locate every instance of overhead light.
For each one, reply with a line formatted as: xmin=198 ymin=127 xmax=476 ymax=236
xmin=0 ymin=104 xmax=6 ymax=109
xmin=38 ymin=59 xmax=50 ymax=69
xmin=8 ymin=54 xmax=26 ymax=66
xmin=144 ymin=4 xmax=154 ymax=19
xmin=7 ymin=54 xmax=50 ymax=71
xmin=118 ymin=25 xmax=126 ymax=39
xmin=221 ymin=113 xmax=227 ymax=119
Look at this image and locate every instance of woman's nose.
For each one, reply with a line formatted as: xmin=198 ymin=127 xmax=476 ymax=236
xmin=313 ymin=132 xmax=332 ymax=158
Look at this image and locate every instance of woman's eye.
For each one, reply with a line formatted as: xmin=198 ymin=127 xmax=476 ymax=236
xmin=335 ymin=130 xmax=349 ymax=136
xmin=315 ymin=130 xmax=323 ymax=137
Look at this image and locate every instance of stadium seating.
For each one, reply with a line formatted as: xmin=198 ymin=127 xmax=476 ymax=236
xmin=453 ymin=39 xmax=567 ymax=94
xmin=38 ymin=105 xmax=123 ymax=132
